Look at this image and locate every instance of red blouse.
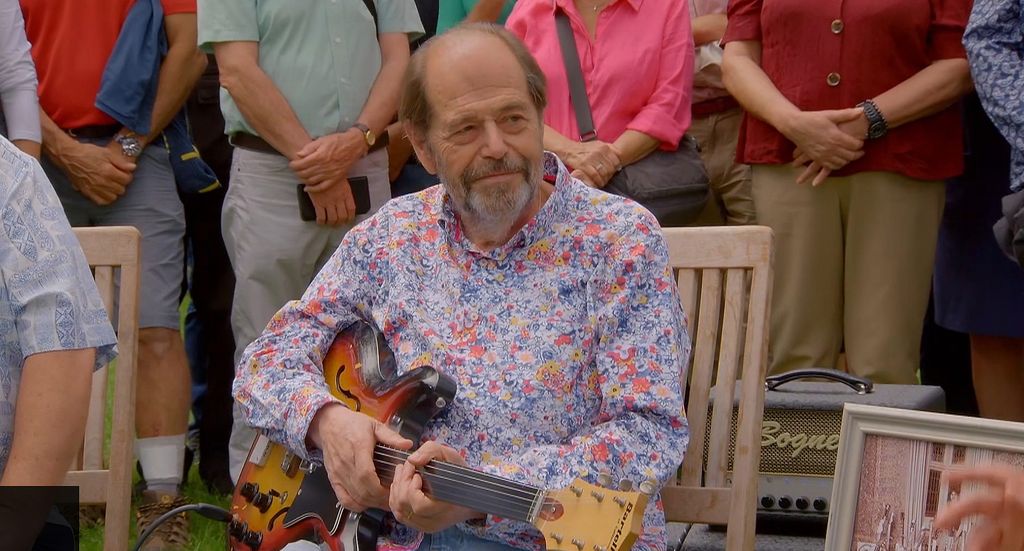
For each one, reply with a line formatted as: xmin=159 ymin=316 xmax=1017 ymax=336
xmin=722 ymin=0 xmax=972 ymax=181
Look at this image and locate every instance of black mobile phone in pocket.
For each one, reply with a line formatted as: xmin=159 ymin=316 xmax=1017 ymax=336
xmin=297 ymin=176 xmax=371 ymax=221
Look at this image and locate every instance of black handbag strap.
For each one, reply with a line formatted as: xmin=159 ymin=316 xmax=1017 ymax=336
xmin=554 ymin=9 xmax=598 ymax=142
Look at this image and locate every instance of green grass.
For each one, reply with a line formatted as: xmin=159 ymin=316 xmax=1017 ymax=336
xmin=78 ymin=294 xmax=233 ymax=550
xmin=78 ymin=468 xmax=232 ymax=551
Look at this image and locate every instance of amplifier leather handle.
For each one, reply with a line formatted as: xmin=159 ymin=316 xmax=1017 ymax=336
xmin=764 ymin=368 xmax=874 ymax=395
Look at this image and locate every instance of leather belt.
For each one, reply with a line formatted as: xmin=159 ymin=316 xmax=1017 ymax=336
xmin=65 ymin=124 xmax=121 ymax=139
xmin=231 ymin=130 xmax=389 ymax=156
xmin=692 ymin=96 xmax=740 ymax=119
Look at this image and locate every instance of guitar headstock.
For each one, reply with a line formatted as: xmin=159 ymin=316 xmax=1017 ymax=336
xmin=534 ymin=477 xmax=650 ymax=551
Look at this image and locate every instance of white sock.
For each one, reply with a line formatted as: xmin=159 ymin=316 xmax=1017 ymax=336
xmin=136 ymin=434 xmax=186 ymax=494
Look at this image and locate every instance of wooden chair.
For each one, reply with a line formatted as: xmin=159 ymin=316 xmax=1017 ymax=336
xmin=660 ymin=226 xmax=774 ymax=551
xmin=64 ymin=227 xmax=141 ymax=551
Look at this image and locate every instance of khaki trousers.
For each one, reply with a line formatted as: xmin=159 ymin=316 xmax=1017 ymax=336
xmin=752 ymin=165 xmax=945 ymax=384
xmin=689 ymin=107 xmax=756 ymax=226
xmin=223 ymin=147 xmax=391 ymax=482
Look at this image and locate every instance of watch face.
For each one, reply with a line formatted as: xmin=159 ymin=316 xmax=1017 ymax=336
xmin=117 ymin=135 xmax=143 ymax=157
xmin=868 ymin=122 xmax=887 ymax=139
xmin=364 ymin=130 xmax=376 ymax=147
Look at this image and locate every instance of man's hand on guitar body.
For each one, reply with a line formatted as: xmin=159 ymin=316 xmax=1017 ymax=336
xmin=389 ymin=441 xmax=486 ymax=533
xmin=307 ymin=403 xmax=412 ymax=512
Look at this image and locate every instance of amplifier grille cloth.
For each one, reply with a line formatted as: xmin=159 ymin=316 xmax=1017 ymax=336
xmin=703 ymin=408 xmax=843 ymax=477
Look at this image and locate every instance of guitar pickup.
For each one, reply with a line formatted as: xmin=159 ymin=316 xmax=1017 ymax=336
xmin=280 ymin=452 xmax=301 ymax=478
xmin=249 ymin=435 xmax=272 ymax=468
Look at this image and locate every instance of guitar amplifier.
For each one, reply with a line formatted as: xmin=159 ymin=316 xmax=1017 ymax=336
xmin=703 ymin=369 xmax=945 ymax=524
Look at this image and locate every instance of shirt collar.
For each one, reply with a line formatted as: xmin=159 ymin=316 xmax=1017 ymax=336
xmin=435 ymin=152 xmax=576 ymax=261
xmin=550 ymin=0 xmax=643 ymax=14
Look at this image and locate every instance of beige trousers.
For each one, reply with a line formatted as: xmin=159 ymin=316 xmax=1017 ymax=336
xmin=752 ymin=165 xmax=945 ymax=384
xmin=689 ymin=107 xmax=756 ymax=226
xmin=223 ymin=147 xmax=391 ymax=482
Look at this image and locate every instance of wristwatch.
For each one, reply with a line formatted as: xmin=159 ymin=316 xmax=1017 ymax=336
xmin=351 ymin=122 xmax=376 ymax=149
xmin=115 ymin=133 xmax=143 ymax=158
xmin=857 ymin=99 xmax=889 ymax=140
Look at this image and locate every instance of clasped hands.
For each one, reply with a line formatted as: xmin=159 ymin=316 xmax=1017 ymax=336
xmin=784 ymin=107 xmax=869 ymax=187
xmin=289 ymin=128 xmax=367 ymax=226
xmin=566 ymin=140 xmax=623 ymax=189
xmin=61 ymin=140 xmax=138 ymax=206
xmin=308 ymin=404 xmax=484 ymax=534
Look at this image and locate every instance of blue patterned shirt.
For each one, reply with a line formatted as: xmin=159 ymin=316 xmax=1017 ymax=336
xmin=0 ymin=137 xmax=117 ymax=476
xmin=964 ymin=0 xmax=1024 ymax=191
xmin=235 ymin=152 xmax=691 ymax=550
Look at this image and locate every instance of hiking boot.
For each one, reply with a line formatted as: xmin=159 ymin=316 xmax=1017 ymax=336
xmin=135 ymin=490 xmax=190 ymax=550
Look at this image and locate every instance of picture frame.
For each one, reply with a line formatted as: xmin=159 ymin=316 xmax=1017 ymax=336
xmin=824 ymin=403 xmax=1024 ymax=551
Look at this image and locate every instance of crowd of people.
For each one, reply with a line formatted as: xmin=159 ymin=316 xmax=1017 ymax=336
xmin=0 ymin=0 xmax=1022 ymax=550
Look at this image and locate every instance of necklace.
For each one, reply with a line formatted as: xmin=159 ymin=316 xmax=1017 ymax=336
xmin=585 ymin=0 xmax=612 ymax=12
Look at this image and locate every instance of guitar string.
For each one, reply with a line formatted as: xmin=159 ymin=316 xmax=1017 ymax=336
xmin=372 ymin=454 xmax=545 ymax=515
xmin=373 ymin=458 xmax=541 ymax=514
xmin=374 ymin=446 xmax=541 ymax=494
xmin=374 ymin=447 xmax=542 ymax=500
xmin=372 ymin=450 xmax=561 ymax=518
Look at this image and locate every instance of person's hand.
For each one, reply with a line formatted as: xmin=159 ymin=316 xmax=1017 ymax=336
xmin=791 ymin=110 xmax=869 ymax=186
xmin=389 ymin=440 xmax=484 ymax=533
xmin=305 ymin=176 xmax=356 ymax=226
xmin=781 ymin=108 xmax=864 ymax=184
xmin=290 ymin=130 xmax=367 ymax=191
xmin=56 ymin=140 xmax=137 ymax=205
xmin=307 ymin=403 xmax=413 ymax=512
xmin=933 ymin=465 xmax=1024 ymax=551
xmin=564 ymin=140 xmax=621 ymax=188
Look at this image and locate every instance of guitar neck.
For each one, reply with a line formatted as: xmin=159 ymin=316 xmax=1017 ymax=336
xmin=373 ymin=445 xmax=543 ymax=523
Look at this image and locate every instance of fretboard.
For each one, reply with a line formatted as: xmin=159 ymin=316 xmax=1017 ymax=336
xmin=373 ymin=445 xmax=542 ymax=523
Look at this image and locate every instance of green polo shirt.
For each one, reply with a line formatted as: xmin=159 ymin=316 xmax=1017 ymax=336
xmin=198 ymin=0 xmax=423 ymax=137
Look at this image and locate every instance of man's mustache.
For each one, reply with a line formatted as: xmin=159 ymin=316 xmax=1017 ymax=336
xmin=464 ymin=158 xmax=529 ymax=184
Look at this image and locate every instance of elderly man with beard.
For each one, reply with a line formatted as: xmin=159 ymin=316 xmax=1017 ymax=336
xmin=232 ymin=24 xmax=690 ymax=551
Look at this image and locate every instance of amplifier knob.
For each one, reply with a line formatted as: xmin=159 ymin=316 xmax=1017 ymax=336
xmin=813 ymin=498 xmax=829 ymax=512
xmin=778 ymin=496 xmax=793 ymax=509
xmin=795 ymin=497 xmax=810 ymax=510
xmin=760 ymin=495 xmax=776 ymax=509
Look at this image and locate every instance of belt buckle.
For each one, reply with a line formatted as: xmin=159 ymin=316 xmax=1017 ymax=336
xmin=579 ymin=130 xmax=599 ymax=142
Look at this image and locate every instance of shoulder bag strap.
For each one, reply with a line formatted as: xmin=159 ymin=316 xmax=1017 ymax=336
xmin=553 ymin=8 xmax=598 ymax=142
xmin=363 ymin=0 xmax=379 ymax=33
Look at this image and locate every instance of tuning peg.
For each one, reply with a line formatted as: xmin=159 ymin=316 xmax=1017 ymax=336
xmin=639 ymin=479 xmax=658 ymax=496
xmin=618 ymin=479 xmax=634 ymax=492
xmin=597 ymin=470 xmax=613 ymax=487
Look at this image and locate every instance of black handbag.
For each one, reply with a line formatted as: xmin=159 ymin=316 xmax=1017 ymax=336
xmin=553 ymin=9 xmax=709 ymax=227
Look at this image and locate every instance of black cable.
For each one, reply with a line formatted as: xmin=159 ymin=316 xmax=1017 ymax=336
xmin=131 ymin=502 xmax=232 ymax=551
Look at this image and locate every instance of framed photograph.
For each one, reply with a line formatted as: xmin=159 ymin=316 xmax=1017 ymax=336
xmin=824 ymin=403 xmax=1024 ymax=551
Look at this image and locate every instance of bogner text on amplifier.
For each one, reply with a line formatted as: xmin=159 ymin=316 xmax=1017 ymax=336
xmin=704 ymin=369 xmax=945 ymax=521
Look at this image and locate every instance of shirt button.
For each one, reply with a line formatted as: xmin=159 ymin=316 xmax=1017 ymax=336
xmin=831 ymin=19 xmax=844 ymax=34
xmin=333 ymin=37 xmax=341 ymax=44
xmin=826 ymin=72 xmax=841 ymax=87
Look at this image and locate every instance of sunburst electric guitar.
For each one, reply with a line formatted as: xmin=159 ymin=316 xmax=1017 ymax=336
xmin=228 ymin=320 xmax=650 ymax=551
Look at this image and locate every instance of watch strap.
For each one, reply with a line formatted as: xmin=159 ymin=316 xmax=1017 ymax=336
xmin=858 ymin=99 xmax=888 ymax=140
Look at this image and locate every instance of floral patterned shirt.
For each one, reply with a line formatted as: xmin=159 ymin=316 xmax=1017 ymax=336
xmin=0 ymin=137 xmax=117 ymax=476
xmin=234 ymin=152 xmax=691 ymax=550
xmin=964 ymin=0 xmax=1024 ymax=191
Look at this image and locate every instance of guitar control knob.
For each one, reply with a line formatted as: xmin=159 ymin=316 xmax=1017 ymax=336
xmin=760 ymin=495 xmax=775 ymax=509
xmin=242 ymin=529 xmax=263 ymax=549
xmin=251 ymin=491 xmax=273 ymax=513
xmin=813 ymin=498 xmax=829 ymax=512
xmin=778 ymin=496 xmax=793 ymax=509
xmin=796 ymin=497 xmax=810 ymax=510
xmin=240 ymin=482 xmax=259 ymax=501
xmin=228 ymin=519 xmax=247 ymax=539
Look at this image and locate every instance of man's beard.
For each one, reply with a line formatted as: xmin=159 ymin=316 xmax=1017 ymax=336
xmin=445 ymin=154 xmax=538 ymax=226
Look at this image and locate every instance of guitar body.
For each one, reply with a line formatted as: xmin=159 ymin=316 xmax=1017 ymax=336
xmin=228 ymin=321 xmax=457 ymax=551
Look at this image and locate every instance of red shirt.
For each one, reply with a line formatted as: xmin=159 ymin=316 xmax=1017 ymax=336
xmin=722 ymin=0 xmax=971 ymax=181
xmin=20 ymin=0 xmax=196 ymax=129
xmin=507 ymin=0 xmax=694 ymax=150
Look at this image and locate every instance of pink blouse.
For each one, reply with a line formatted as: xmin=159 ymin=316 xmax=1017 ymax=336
xmin=506 ymin=0 xmax=694 ymax=150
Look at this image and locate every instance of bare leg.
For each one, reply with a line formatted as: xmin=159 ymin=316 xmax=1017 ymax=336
xmin=136 ymin=327 xmax=191 ymax=438
xmin=969 ymin=334 xmax=1024 ymax=422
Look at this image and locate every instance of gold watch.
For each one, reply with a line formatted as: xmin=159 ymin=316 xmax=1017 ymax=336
xmin=352 ymin=122 xmax=376 ymax=149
